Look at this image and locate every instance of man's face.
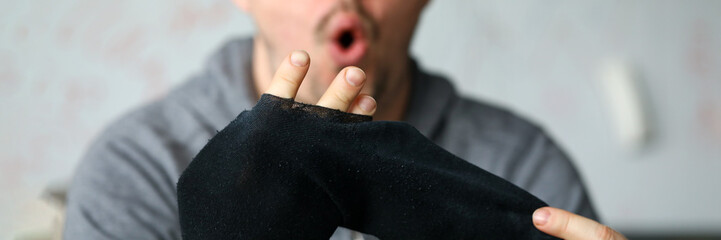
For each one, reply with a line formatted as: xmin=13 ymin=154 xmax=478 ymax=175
xmin=236 ymin=0 xmax=428 ymax=103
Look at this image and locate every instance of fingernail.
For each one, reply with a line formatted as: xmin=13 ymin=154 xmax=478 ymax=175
xmin=290 ymin=51 xmax=309 ymax=67
xmin=358 ymin=96 xmax=376 ymax=112
xmin=345 ymin=67 xmax=366 ymax=87
xmin=533 ymin=209 xmax=550 ymax=226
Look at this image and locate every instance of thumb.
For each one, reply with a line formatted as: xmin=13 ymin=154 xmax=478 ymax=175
xmin=532 ymin=207 xmax=626 ymax=240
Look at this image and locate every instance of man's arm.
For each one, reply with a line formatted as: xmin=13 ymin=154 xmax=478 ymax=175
xmin=177 ymin=50 xmax=554 ymax=239
xmin=64 ymin=122 xmax=182 ymax=240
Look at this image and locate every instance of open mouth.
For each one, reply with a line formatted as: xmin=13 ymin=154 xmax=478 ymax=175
xmin=337 ymin=30 xmax=355 ymax=50
xmin=327 ymin=14 xmax=368 ymax=66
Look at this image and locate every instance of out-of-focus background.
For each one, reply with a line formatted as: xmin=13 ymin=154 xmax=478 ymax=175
xmin=1 ymin=0 xmax=720 ymax=239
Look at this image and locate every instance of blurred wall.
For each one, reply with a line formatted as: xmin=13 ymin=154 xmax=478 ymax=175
xmin=1 ymin=0 xmax=720 ymax=238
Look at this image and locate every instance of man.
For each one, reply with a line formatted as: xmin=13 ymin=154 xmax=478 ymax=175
xmin=65 ymin=0 xmax=625 ymax=239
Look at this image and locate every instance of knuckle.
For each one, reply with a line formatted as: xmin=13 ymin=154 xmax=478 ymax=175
xmin=596 ymin=225 xmax=615 ymax=240
xmin=332 ymin=90 xmax=352 ymax=105
xmin=276 ymin=73 xmax=299 ymax=86
xmin=561 ymin=216 xmax=571 ymax=234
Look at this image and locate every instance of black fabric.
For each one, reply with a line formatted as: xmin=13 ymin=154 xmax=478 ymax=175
xmin=177 ymin=94 xmax=558 ymax=239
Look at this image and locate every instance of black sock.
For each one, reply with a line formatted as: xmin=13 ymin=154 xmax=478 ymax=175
xmin=177 ymin=94 xmax=557 ymax=239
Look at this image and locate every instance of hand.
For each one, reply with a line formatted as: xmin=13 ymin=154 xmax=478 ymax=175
xmin=533 ymin=207 xmax=626 ymax=240
xmin=264 ymin=50 xmax=377 ymax=116
xmin=178 ymin=50 xmax=378 ymax=239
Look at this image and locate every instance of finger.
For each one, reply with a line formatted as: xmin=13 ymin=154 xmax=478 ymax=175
xmin=316 ymin=66 xmax=366 ymax=111
xmin=348 ymin=94 xmax=377 ymax=116
xmin=533 ymin=207 xmax=626 ymax=240
xmin=264 ymin=50 xmax=310 ymax=99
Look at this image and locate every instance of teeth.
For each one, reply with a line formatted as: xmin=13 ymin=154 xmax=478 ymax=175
xmin=338 ymin=31 xmax=354 ymax=49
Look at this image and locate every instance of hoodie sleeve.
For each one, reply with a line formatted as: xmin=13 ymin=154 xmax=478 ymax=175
xmin=177 ymin=94 xmax=558 ymax=240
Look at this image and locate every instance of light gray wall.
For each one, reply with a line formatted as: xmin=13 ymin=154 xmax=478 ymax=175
xmin=1 ymin=0 xmax=719 ymax=237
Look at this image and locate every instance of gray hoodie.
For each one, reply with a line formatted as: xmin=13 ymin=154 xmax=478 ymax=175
xmin=64 ymin=37 xmax=596 ymax=240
